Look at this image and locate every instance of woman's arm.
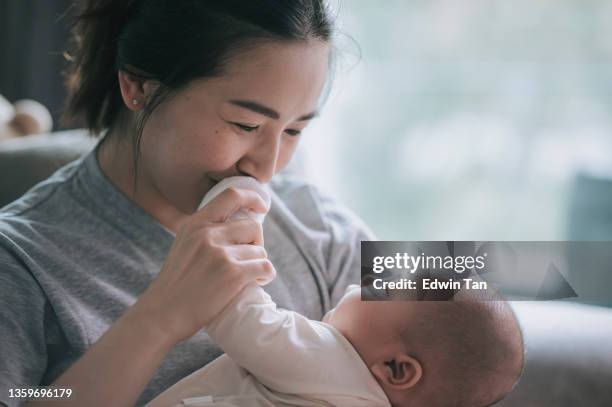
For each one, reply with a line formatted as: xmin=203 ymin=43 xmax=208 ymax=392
xmin=24 ymin=306 xmax=173 ymax=407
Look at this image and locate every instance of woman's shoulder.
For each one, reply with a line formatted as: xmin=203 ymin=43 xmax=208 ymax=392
xmin=0 ymin=156 xmax=85 ymax=219
xmin=0 ymin=156 xmax=89 ymax=264
xmin=267 ymin=174 xmax=375 ymax=309
xmin=268 ymin=173 xmax=375 ymax=239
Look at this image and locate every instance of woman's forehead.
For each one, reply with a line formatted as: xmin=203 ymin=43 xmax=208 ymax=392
xmin=223 ymin=42 xmax=330 ymax=112
xmin=180 ymin=41 xmax=329 ymax=121
xmin=223 ymin=40 xmax=330 ymax=77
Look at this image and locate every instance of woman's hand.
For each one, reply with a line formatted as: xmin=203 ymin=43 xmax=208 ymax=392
xmin=132 ymin=186 xmax=276 ymax=344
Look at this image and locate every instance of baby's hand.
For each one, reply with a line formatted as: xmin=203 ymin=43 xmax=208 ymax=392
xmin=199 ymin=176 xmax=271 ymax=224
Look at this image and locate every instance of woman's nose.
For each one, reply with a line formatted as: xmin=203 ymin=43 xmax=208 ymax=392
xmin=238 ymin=132 xmax=281 ymax=183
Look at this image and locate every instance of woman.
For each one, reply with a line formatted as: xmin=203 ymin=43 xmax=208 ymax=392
xmin=0 ymin=1 xmax=372 ymax=406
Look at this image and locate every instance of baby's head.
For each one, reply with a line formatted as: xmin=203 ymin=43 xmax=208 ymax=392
xmin=324 ymin=286 xmax=524 ymax=407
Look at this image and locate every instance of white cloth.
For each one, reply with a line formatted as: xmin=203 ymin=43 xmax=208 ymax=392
xmin=146 ymin=285 xmax=391 ymax=407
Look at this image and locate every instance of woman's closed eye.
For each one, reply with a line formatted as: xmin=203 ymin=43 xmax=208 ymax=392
xmin=233 ymin=122 xmax=259 ymax=132
xmin=284 ymin=129 xmax=302 ymax=137
xmin=232 ymin=122 xmax=303 ymax=137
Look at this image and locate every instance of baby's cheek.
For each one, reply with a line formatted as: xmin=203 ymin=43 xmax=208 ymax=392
xmin=330 ymin=292 xmax=361 ymax=324
xmin=322 ymin=308 xmax=335 ymax=323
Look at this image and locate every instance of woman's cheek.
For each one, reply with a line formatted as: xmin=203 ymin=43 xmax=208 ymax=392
xmin=200 ymin=128 xmax=248 ymax=169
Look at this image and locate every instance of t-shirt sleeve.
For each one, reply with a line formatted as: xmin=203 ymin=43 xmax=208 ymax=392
xmin=0 ymin=248 xmax=48 ymax=407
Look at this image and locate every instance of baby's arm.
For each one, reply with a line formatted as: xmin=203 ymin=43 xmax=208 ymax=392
xmin=205 ymin=284 xmax=354 ymax=395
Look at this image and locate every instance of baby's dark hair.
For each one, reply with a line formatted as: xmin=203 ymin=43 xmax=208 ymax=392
xmin=60 ymin=0 xmax=336 ymax=190
xmin=396 ymin=291 xmax=525 ymax=407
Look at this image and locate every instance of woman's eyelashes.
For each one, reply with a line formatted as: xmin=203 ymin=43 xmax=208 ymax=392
xmin=233 ymin=123 xmax=259 ymax=132
xmin=231 ymin=122 xmax=302 ymax=137
xmin=284 ymin=129 xmax=302 ymax=136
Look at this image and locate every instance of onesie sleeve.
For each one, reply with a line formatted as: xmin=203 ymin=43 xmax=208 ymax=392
xmin=0 ymin=247 xmax=48 ymax=407
xmin=205 ymin=284 xmax=368 ymax=398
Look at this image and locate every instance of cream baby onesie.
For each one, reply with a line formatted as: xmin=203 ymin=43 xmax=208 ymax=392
xmin=147 ymin=284 xmax=391 ymax=407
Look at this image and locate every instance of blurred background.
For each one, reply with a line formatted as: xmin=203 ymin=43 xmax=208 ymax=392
xmin=0 ymin=1 xmax=72 ymax=126
xmin=301 ymin=0 xmax=612 ymax=242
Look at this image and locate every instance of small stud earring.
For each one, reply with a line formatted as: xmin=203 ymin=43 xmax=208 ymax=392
xmin=132 ymin=98 xmax=139 ymax=105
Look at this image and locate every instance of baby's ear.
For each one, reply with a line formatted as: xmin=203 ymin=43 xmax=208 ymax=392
xmin=370 ymin=353 xmax=423 ymax=390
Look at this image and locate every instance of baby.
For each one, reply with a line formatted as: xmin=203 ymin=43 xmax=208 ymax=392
xmin=147 ymin=178 xmax=524 ymax=407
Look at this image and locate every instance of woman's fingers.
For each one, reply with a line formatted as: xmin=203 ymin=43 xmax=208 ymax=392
xmin=227 ymin=244 xmax=268 ymax=261
xmin=198 ymin=187 xmax=268 ymax=223
xmin=208 ymin=218 xmax=264 ymax=245
xmin=237 ymin=258 xmax=276 ymax=286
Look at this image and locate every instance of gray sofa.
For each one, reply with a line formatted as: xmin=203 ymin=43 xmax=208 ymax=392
xmin=1 ymin=130 xmax=611 ymax=406
xmin=0 ymin=129 xmax=97 ymax=208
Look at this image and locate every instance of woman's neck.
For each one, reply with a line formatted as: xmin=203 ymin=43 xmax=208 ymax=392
xmin=96 ymin=131 xmax=189 ymax=233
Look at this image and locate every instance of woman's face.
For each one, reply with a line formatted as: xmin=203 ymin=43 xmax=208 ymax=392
xmin=139 ymin=40 xmax=330 ymax=214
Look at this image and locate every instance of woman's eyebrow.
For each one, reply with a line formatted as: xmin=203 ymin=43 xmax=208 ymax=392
xmin=228 ymin=99 xmax=318 ymax=121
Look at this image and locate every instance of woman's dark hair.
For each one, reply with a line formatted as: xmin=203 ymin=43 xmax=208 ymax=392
xmin=61 ymin=0 xmax=336 ymax=187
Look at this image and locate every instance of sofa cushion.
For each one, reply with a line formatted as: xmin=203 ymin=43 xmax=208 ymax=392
xmin=498 ymin=301 xmax=612 ymax=406
xmin=0 ymin=129 xmax=97 ymax=208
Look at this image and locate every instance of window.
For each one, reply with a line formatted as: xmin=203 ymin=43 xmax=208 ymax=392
xmin=302 ymin=0 xmax=612 ymax=241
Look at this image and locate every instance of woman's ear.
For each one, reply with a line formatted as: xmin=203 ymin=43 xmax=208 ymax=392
xmin=370 ymin=353 xmax=423 ymax=390
xmin=117 ymin=70 xmax=155 ymax=111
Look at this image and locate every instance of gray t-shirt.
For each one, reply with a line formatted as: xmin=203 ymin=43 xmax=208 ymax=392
xmin=0 ymin=146 xmax=373 ymax=407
